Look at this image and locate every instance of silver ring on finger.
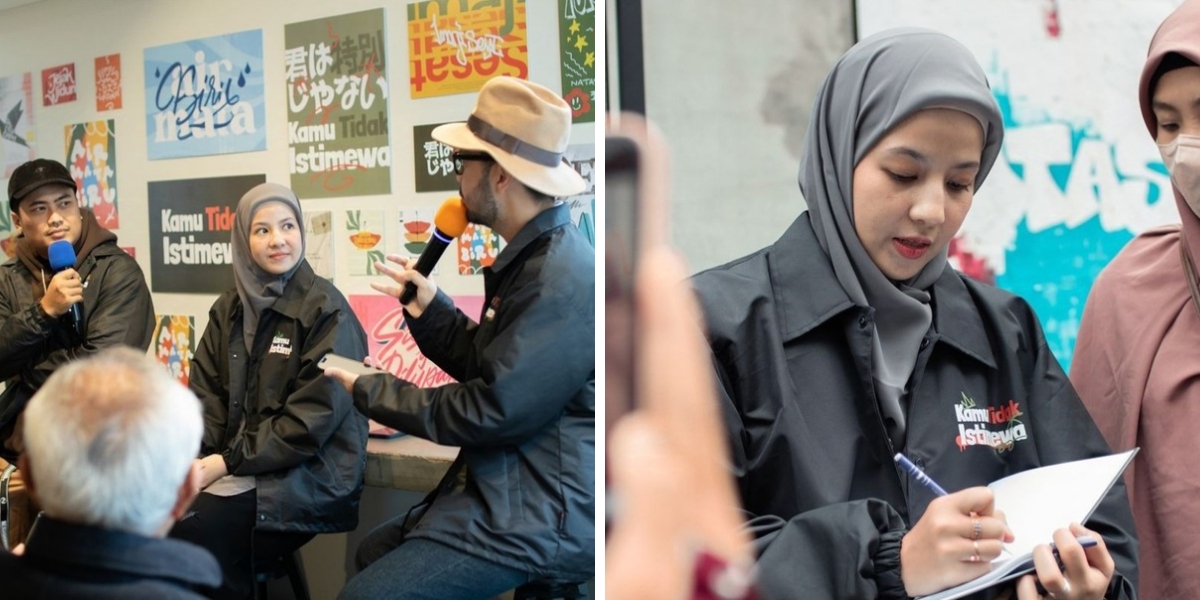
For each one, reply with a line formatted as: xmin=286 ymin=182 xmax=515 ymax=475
xmin=972 ymin=519 xmax=982 ymax=541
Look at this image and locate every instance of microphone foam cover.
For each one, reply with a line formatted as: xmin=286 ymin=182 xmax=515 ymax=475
xmin=48 ymin=239 xmax=76 ymax=271
xmin=433 ymin=197 xmax=469 ymax=237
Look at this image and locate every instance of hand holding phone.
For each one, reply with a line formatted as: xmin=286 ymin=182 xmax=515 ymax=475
xmin=317 ymin=353 xmax=383 ymax=377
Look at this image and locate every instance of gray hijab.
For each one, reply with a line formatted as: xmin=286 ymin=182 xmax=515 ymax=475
xmin=799 ymin=28 xmax=1003 ymax=443
xmin=232 ymin=182 xmax=306 ymax=352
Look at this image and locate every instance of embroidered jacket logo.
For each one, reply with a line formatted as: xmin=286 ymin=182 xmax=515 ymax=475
xmin=953 ymin=392 xmax=1028 ymax=453
xmin=268 ymin=332 xmax=292 ymax=357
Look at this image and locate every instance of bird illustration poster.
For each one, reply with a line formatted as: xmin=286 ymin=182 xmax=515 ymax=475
xmin=0 ymin=72 xmax=35 ymax=178
xmin=558 ymin=0 xmax=595 ymax=123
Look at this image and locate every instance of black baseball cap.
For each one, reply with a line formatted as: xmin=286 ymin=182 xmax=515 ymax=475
xmin=7 ymin=159 xmax=77 ymax=213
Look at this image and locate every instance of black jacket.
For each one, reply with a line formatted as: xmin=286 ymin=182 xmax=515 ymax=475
xmin=0 ymin=516 xmax=221 ymax=599
xmin=355 ymin=203 xmax=595 ymax=580
xmin=192 ymin=261 xmax=369 ymax=534
xmin=693 ymin=214 xmax=1138 ymax=600
xmin=0 ymin=239 xmax=154 ymax=460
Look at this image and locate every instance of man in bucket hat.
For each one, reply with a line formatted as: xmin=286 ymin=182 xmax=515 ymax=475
xmin=326 ymin=77 xmax=594 ymax=598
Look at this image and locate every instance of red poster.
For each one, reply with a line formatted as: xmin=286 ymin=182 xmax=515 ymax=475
xmin=41 ymin=63 xmax=76 ymax=106
xmin=95 ymin=54 xmax=122 ymax=111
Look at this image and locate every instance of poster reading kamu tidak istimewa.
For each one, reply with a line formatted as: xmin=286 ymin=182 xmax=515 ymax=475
xmin=407 ymin=0 xmax=528 ymax=99
xmin=285 ymin=9 xmax=391 ymax=198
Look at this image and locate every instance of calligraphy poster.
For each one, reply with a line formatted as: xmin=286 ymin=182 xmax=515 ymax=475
xmin=457 ymin=224 xmax=503 ymax=275
xmin=41 ymin=63 xmax=77 ymax=106
xmin=64 ymin=120 xmax=119 ymax=229
xmin=95 ymin=54 xmax=123 ymax=111
xmin=1 ymin=72 xmax=35 ymax=178
xmin=412 ymin=122 xmax=457 ymax=192
xmin=350 ymin=294 xmax=486 ymax=387
xmin=143 ymin=29 xmax=266 ymax=159
xmin=857 ymin=0 xmax=1181 ymax=368
xmin=303 ymin=210 xmax=334 ymax=280
xmin=148 ymin=174 xmax=264 ymax=293
xmin=558 ymin=0 xmax=596 ymax=122
xmin=153 ymin=315 xmax=196 ymax=386
xmin=285 ymin=9 xmax=391 ymax=198
xmin=565 ymin=144 xmax=595 ymax=246
xmin=344 ymin=209 xmax=387 ymax=276
xmin=407 ymin=0 xmax=529 ymax=99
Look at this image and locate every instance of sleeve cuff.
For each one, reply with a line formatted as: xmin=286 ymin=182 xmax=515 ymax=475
xmin=874 ymin=529 xmax=912 ymax=600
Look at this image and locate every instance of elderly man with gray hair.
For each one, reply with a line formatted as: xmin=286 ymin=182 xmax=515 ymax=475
xmin=0 ymin=347 xmax=221 ymax=599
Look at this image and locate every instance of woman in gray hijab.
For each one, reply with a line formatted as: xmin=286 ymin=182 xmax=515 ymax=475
xmin=170 ymin=183 xmax=370 ymax=599
xmin=692 ymin=29 xmax=1137 ymax=599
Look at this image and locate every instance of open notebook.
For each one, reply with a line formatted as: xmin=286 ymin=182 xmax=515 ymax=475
xmin=918 ymin=449 xmax=1138 ymax=600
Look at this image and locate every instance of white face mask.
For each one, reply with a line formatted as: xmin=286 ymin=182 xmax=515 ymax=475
xmin=1159 ymin=133 xmax=1200 ymax=218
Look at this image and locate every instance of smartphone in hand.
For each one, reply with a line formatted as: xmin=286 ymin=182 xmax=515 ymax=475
xmin=317 ymin=353 xmax=381 ymax=377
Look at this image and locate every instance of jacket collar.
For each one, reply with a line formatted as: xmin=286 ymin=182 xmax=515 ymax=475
xmin=768 ymin=212 xmax=995 ymax=369
xmin=265 ymin=259 xmax=317 ymax=319
xmin=490 ymin=202 xmax=571 ymax=273
xmin=23 ymin=515 xmax=222 ymax=589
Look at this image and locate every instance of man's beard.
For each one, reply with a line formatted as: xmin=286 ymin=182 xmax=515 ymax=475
xmin=462 ymin=184 xmax=498 ymax=228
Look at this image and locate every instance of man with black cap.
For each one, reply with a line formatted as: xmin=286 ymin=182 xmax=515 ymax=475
xmin=325 ymin=76 xmax=594 ymax=598
xmin=0 ymin=158 xmax=154 ymax=469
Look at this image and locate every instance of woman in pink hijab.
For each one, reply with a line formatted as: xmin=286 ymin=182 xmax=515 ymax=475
xmin=1072 ymin=1 xmax=1200 ymax=597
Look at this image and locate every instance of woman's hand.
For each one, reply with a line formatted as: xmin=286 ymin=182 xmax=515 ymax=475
xmin=194 ymin=454 xmax=228 ymax=491
xmin=1014 ymin=523 xmax=1114 ymax=599
xmin=901 ymin=487 xmax=1014 ymax=596
xmin=371 ymin=254 xmax=438 ymax=318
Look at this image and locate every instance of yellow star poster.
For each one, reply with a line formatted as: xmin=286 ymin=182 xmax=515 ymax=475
xmin=407 ymin=0 xmax=528 ymax=99
xmin=558 ymin=0 xmax=595 ymax=123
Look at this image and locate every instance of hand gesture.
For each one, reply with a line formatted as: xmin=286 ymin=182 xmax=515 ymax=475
xmin=1014 ymin=523 xmax=1114 ymax=599
xmin=40 ymin=268 xmax=83 ymax=318
xmin=372 ymin=254 xmax=437 ymax=318
xmin=901 ymin=487 xmax=1014 ymax=596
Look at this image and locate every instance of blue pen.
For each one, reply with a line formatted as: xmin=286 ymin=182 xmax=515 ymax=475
xmin=894 ymin=452 xmax=948 ymax=496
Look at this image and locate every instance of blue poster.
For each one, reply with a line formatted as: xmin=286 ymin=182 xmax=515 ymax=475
xmin=143 ymin=29 xmax=266 ymax=160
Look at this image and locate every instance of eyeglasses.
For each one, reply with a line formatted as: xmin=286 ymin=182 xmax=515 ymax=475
xmin=452 ymin=151 xmax=494 ymax=175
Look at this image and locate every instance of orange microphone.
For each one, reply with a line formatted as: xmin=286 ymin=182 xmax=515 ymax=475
xmin=399 ymin=197 xmax=468 ymax=305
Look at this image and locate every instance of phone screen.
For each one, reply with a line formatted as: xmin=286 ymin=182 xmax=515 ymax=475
xmin=605 ymin=135 xmax=639 ymax=434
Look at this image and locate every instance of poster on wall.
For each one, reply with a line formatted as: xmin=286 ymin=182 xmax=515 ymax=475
xmin=64 ymin=120 xmax=119 ymax=229
xmin=41 ymin=63 xmax=77 ymax=106
xmin=857 ymin=0 xmax=1182 ymax=368
xmin=143 ymin=29 xmax=266 ymax=160
xmin=565 ymin=144 xmax=595 ymax=246
xmin=303 ymin=210 xmax=334 ymax=280
xmin=350 ymin=294 xmax=486 ymax=387
xmin=148 ymin=174 xmax=265 ymax=293
xmin=458 ymin=223 xmax=503 ymax=275
xmin=413 ymin=122 xmax=457 ymax=192
xmin=398 ymin=208 xmax=439 ymax=272
xmin=407 ymin=0 xmax=529 ymax=99
xmin=153 ymin=314 xmax=196 ymax=386
xmin=344 ymin=209 xmax=387 ymax=276
xmin=558 ymin=0 xmax=596 ymax=123
xmin=95 ymin=54 xmax=123 ymax=111
xmin=1 ymin=72 xmax=35 ymax=178
xmin=285 ymin=9 xmax=391 ymax=199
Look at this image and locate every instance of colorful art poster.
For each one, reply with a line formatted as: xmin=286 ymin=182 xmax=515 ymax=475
xmin=148 ymin=174 xmax=265 ymax=293
xmin=41 ymin=63 xmax=77 ymax=106
xmin=285 ymin=9 xmax=391 ymax=198
xmin=345 ymin=209 xmax=387 ymax=276
xmin=143 ymin=29 xmax=266 ymax=160
xmin=0 ymin=72 xmax=35 ymax=178
xmin=413 ymin=122 xmax=457 ymax=192
xmin=407 ymin=0 xmax=529 ymax=99
xmin=349 ymin=294 xmax=486 ymax=387
xmin=64 ymin=120 xmax=119 ymax=229
xmin=458 ymin=223 xmax=503 ymax=275
xmin=304 ymin=210 xmax=334 ymax=280
xmin=153 ymin=315 xmax=195 ymax=386
xmin=565 ymin=144 xmax=595 ymax=246
xmin=398 ymin=208 xmax=439 ymax=274
xmin=558 ymin=0 xmax=596 ymax=122
xmin=857 ymin=0 xmax=1182 ymax=368
xmin=95 ymin=54 xmax=123 ymax=111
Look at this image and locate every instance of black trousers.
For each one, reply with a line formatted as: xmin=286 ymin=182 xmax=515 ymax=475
xmin=170 ymin=489 xmax=314 ymax=600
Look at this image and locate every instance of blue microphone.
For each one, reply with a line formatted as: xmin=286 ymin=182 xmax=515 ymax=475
xmin=47 ymin=240 xmax=83 ymax=336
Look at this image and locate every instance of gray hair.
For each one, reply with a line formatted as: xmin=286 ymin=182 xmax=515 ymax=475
xmin=22 ymin=348 xmax=203 ymax=536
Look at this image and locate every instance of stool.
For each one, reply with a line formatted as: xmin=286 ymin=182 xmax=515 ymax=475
xmin=254 ymin=550 xmax=310 ymax=600
xmin=512 ymin=579 xmax=585 ymax=600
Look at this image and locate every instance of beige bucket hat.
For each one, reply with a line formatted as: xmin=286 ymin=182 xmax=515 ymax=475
xmin=432 ymin=77 xmax=586 ymax=198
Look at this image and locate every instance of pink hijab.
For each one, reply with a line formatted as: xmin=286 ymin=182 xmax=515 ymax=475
xmin=1072 ymin=2 xmax=1200 ymax=598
